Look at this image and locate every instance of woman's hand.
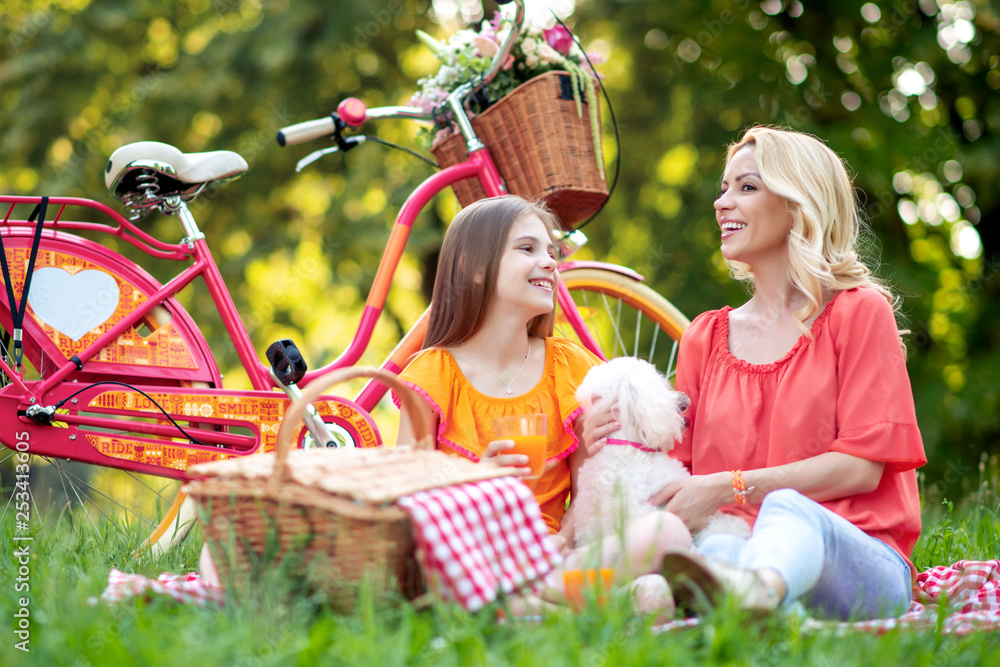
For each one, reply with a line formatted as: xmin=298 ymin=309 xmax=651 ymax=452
xmin=575 ymin=399 xmax=620 ymax=459
xmin=481 ymin=439 xmax=532 ymax=477
xmin=650 ymin=472 xmax=731 ymax=533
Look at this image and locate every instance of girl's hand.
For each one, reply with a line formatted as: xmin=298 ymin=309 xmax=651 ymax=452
xmin=548 ymin=533 xmax=571 ymax=556
xmin=482 ymin=439 xmax=532 ymax=477
xmin=650 ymin=472 xmax=731 ymax=532
xmin=576 ymin=398 xmax=620 ymax=458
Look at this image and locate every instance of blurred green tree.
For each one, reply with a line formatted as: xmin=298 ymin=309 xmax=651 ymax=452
xmin=1 ymin=0 xmax=997 ymax=481
xmin=568 ymin=0 xmax=999 ymax=485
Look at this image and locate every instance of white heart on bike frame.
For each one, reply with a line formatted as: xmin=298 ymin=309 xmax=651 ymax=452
xmin=27 ymin=267 xmax=121 ymax=341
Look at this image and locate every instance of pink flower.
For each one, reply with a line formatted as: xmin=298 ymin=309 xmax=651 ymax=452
xmin=474 ymin=35 xmax=514 ymax=70
xmin=543 ymin=25 xmax=574 ymax=56
xmin=474 ymin=35 xmax=499 ymax=59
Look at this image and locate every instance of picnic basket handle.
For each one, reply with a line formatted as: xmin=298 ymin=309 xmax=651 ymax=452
xmin=268 ymin=366 xmax=434 ymax=497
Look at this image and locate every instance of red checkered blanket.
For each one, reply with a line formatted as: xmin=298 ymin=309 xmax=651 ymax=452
xmin=397 ymin=477 xmax=562 ymax=611
xmin=821 ymin=559 xmax=1000 ymax=635
xmin=659 ymin=559 xmax=1000 ymax=634
xmin=96 ymin=569 xmax=225 ymax=608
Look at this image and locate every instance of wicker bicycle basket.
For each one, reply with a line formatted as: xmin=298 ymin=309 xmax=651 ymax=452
xmin=182 ymin=367 xmax=513 ymax=611
xmin=431 ymin=70 xmax=609 ymax=229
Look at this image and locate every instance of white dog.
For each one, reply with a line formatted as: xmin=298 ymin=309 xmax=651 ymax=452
xmin=570 ymin=356 xmax=749 ymax=548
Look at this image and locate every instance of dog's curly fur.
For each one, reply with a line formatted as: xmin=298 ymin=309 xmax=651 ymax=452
xmin=570 ymin=357 xmax=749 ymax=548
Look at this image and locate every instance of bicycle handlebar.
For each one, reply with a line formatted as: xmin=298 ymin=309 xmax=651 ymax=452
xmin=276 ymin=116 xmax=337 ymax=147
xmin=275 ymin=105 xmax=434 ymax=147
xmin=276 ymin=0 xmax=525 ymax=148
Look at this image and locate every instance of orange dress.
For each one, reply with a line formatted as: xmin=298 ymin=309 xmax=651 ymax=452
xmin=673 ymin=287 xmax=926 ymax=576
xmin=396 ymin=337 xmax=602 ymax=532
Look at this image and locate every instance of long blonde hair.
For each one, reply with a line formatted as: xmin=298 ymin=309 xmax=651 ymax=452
xmin=724 ymin=126 xmax=905 ymax=348
xmin=422 ymin=196 xmax=558 ymax=350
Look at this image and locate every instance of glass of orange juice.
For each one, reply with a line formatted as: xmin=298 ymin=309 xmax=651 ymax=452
xmin=562 ymin=568 xmax=616 ymax=612
xmin=493 ymin=413 xmax=547 ymax=478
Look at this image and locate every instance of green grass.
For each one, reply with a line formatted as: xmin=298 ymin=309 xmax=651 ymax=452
xmin=3 ymin=479 xmax=1000 ymax=666
xmin=912 ymin=458 xmax=1000 ymax=572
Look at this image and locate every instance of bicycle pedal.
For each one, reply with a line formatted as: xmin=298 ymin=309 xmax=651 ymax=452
xmin=266 ymin=339 xmax=307 ymax=386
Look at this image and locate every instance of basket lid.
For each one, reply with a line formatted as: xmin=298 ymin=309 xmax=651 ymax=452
xmin=185 ymin=366 xmax=519 ymax=505
xmin=187 ymin=446 xmax=515 ymax=505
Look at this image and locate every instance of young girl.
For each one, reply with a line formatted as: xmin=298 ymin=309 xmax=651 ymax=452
xmin=396 ymin=195 xmax=691 ymax=608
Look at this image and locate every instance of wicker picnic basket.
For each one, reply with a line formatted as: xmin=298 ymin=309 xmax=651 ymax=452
xmin=431 ymin=70 xmax=609 ymax=229
xmin=182 ymin=367 xmax=513 ymax=611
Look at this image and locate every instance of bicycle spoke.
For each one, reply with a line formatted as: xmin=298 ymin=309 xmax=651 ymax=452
xmin=559 ymin=269 xmax=689 ymax=384
xmin=650 ymin=324 xmax=660 ymax=364
xmin=54 ymin=456 xmax=72 ymax=502
xmin=53 ymin=457 xmax=78 ymax=519
xmin=1 ymin=479 xmax=16 ymax=517
xmin=613 ymin=297 xmax=624 ymax=357
xmin=26 ymin=465 xmax=43 ymax=531
xmin=634 ymin=309 xmax=642 ymax=358
xmin=108 ymin=468 xmax=177 ymax=507
xmin=47 ymin=458 xmax=104 ymax=535
xmin=44 ymin=457 xmax=159 ymax=532
xmin=565 ymin=286 xmax=683 ymax=379
xmin=599 ymin=292 xmax=628 ymax=358
xmin=666 ymin=338 xmax=679 ymax=381
xmin=1 ymin=452 xmax=37 ymax=521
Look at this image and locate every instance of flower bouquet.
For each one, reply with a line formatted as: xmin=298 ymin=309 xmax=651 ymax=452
xmin=412 ymin=12 xmax=609 ymax=227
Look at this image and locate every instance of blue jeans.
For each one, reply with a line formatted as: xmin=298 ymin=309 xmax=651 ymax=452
xmin=697 ymin=489 xmax=912 ymax=620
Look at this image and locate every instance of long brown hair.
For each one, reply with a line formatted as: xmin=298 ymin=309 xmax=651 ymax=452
xmin=422 ymin=196 xmax=559 ymax=350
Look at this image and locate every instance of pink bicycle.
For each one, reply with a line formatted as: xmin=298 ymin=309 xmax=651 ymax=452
xmin=0 ymin=0 xmax=688 ymax=553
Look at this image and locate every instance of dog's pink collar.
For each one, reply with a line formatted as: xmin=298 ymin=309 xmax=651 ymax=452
xmin=605 ymin=438 xmax=659 ymax=453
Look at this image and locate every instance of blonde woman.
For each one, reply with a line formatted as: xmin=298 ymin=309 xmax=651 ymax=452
xmin=645 ymin=127 xmax=927 ymax=619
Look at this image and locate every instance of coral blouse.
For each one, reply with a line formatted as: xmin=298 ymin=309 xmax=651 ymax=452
xmin=396 ymin=337 xmax=602 ymax=532
xmin=673 ymin=287 xmax=926 ymax=576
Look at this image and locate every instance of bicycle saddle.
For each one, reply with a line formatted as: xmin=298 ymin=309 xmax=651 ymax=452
xmin=105 ymin=141 xmax=248 ymax=212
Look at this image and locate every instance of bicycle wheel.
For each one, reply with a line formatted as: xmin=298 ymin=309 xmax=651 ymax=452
xmin=555 ymin=268 xmax=690 ymax=381
xmin=0 ymin=305 xmax=207 ymax=556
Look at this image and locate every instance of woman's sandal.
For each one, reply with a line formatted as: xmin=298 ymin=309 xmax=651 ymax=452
xmin=660 ymin=549 xmax=780 ymax=616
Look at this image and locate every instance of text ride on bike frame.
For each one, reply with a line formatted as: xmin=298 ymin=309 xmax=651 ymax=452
xmin=0 ymin=0 xmax=688 ymax=553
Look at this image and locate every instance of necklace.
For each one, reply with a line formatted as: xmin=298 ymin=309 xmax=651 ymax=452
xmin=461 ymin=341 xmax=531 ymax=395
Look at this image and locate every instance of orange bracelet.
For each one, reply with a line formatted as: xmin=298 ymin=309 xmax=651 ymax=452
xmin=730 ymin=469 xmax=755 ymax=505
